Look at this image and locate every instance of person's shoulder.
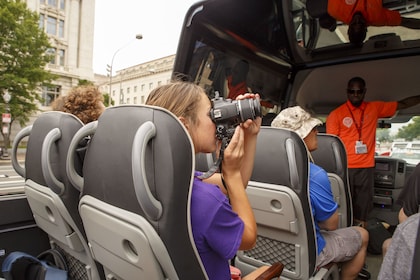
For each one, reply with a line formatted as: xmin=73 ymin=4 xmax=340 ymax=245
xmin=193 ymin=177 xmax=227 ymax=202
xmin=310 ymin=163 xmax=329 ymax=178
xmin=329 ymin=102 xmax=347 ymax=114
xmin=397 ymin=212 xmax=420 ymax=233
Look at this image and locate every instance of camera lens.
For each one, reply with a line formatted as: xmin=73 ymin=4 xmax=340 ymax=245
xmin=237 ymin=97 xmax=262 ymax=122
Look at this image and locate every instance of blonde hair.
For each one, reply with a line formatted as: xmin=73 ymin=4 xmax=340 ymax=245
xmin=145 ymin=81 xmax=205 ymax=125
xmin=62 ymin=85 xmax=104 ymax=124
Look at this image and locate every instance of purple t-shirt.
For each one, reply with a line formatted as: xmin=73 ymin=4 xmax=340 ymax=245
xmin=192 ymin=171 xmax=244 ymax=280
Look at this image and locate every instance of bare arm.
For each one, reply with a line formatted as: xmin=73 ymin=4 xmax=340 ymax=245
xmin=398 ymin=207 xmax=409 ymax=224
xmin=204 ymin=93 xmax=261 ymax=193
xmin=400 ymin=17 xmax=420 ymax=29
xmin=397 ymin=94 xmax=420 ymax=110
xmin=318 ymin=210 xmax=339 ymax=231
xmin=222 ymin=126 xmax=257 ymax=249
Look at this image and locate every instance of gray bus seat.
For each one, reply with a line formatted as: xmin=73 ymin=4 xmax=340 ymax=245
xmin=234 ymin=127 xmax=339 ymax=280
xmin=311 ymin=133 xmax=353 ymax=228
xmin=11 ymin=111 xmax=104 ymax=280
xmin=66 ymin=105 xmax=206 ymax=280
xmin=195 ymin=152 xmax=216 ymax=172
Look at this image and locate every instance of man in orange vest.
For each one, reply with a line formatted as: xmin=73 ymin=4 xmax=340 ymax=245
xmin=326 ymin=76 xmax=420 ymax=227
xmin=307 ymin=0 xmax=420 ymax=45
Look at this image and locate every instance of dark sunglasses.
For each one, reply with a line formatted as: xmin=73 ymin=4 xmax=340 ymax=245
xmin=347 ymin=88 xmax=365 ymax=95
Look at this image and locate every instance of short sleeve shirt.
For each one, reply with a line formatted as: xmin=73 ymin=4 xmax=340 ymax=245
xmin=397 ymin=163 xmax=420 ymax=217
xmin=326 ymin=100 xmax=397 ymax=168
xmin=327 ymin=0 xmax=402 ymax=26
xmin=191 ymin=171 xmax=244 ymax=280
xmin=309 ymin=163 xmax=338 ymax=255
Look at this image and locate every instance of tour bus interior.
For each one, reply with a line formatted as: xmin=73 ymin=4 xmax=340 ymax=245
xmin=2 ymin=0 xmax=420 ymax=279
xmin=172 ymin=0 xmax=420 ymax=278
xmin=174 ymin=0 xmax=420 ymax=164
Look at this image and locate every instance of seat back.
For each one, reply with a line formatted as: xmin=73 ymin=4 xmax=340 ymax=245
xmin=311 ymin=133 xmax=353 ymax=228
xmin=11 ymin=111 xmax=103 ymax=280
xmin=235 ymin=127 xmax=339 ymax=280
xmin=195 ymin=152 xmax=216 ymax=172
xmin=67 ymin=105 xmax=207 ymax=280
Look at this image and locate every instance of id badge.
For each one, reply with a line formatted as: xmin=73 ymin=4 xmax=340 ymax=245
xmin=355 ymin=141 xmax=368 ymax=154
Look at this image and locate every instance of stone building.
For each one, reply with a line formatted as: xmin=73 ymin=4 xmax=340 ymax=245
xmin=25 ymin=0 xmax=95 ymax=109
xmin=98 ymin=55 xmax=175 ymax=106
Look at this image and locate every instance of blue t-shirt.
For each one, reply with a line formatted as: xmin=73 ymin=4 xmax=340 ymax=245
xmin=191 ymin=171 xmax=244 ymax=280
xmin=308 ymin=163 xmax=338 ymax=255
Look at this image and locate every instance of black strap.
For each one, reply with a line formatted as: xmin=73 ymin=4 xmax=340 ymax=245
xmin=37 ymin=248 xmax=68 ymax=272
xmin=410 ymin=217 xmax=420 ymax=279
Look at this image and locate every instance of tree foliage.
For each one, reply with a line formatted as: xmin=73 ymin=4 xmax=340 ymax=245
xmin=396 ymin=117 xmax=420 ymax=141
xmin=0 ymin=0 xmax=56 ymax=142
xmin=376 ymin=128 xmax=391 ymax=142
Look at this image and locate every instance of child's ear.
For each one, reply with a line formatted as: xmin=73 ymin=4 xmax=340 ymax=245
xmin=179 ymin=116 xmax=189 ymax=130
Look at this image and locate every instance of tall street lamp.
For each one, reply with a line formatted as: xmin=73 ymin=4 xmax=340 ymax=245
xmin=2 ymin=89 xmax=11 ymax=159
xmin=107 ymin=34 xmax=143 ymax=107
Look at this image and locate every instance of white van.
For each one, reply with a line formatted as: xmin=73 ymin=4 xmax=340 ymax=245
xmin=390 ymin=141 xmax=420 ymax=165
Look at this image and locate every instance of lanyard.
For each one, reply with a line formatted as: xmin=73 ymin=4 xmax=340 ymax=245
xmin=346 ymin=103 xmax=365 ymax=141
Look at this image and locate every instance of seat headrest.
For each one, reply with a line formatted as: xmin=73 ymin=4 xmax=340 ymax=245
xmin=25 ymin=111 xmax=84 ymax=192
xmin=312 ymin=133 xmax=347 ymax=178
xmin=81 ymin=105 xmax=205 ymax=278
xmin=252 ymin=127 xmax=309 ymax=194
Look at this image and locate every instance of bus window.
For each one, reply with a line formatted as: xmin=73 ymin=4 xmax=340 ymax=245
xmin=175 ymin=38 xmax=290 ymax=114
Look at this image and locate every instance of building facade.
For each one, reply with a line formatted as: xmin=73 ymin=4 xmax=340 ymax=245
xmin=98 ymin=55 xmax=175 ymax=106
xmin=25 ymin=0 xmax=95 ymax=109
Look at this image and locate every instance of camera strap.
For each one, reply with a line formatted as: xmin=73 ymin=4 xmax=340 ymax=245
xmin=197 ymin=138 xmax=228 ymax=180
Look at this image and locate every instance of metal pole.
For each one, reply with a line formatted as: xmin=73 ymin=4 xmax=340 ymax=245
xmin=2 ymin=89 xmax=11 ymax=159
xmin=108 ymin=34 xmax=143 ymax=107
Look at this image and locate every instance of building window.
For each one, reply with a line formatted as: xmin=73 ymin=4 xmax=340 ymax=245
xmin=127 ymin=87 xmax=130 ymax=94
xmin=158 ymin=81 xmax=162 ymax=87
xmin=48 ymin=0 xmax=57 ymax=7
xmin=141 ymin=84 xmax=145 ymax=91
xmin=44 ymin=15 xmax=64 ymax=37
xmin=59 ymin=0 xmax=65 ymax=10
xmin=47 ymin=48 xmax=56 ymax=64
xmin=126 ymin=98 xmax=130 ymax=104
xmin=58 ymin=20 xmax=64 ymax=37
xmin=58 ymin=49 xmax=65 ymax=66
xmin=134 ymin=86 xmax=137 ymax=93
xmin=47 ymin=16 xmax=57 ymax=35
xmin=42 ymin=85 xmax=61 ymax=106
xmin=141 ymin=96 xmax=145 ymax=104
xmin=149 ymin=83 xmax=153 ymax=90
xmin=39 ymin=14 xmax=44 ymax=30
xmin=134 ymin=97 xmax=137 ymax=104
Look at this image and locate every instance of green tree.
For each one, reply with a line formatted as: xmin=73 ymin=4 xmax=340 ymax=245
xmin=396 ymin=117 xmax=420 ymax=141
xmin=102 ymin=93 xmax=113 ymax=107
xmin=0 ymin=0 xmax=56 ymax=146
xmin=78 ymin=79 xmax=94 ymax=86
xmin=376 ymin=128 xmax=391 ymax=142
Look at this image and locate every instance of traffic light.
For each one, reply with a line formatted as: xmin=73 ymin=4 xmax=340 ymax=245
xmin=106 ymin=64 xmax=112 ymax=76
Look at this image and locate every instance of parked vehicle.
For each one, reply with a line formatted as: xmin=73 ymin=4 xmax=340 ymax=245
xmin=390 ymin=141 xmax=420 ymax=165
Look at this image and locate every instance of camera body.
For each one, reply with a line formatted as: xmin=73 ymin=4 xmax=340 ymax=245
xmin=210 ymin=95 xmax=262 ymax=142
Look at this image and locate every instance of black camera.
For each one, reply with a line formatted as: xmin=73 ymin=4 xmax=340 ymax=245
xmin=210 ymin=94 xmax=262 ymax=142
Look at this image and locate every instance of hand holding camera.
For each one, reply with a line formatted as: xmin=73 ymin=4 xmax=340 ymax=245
xmin=210 ymin=92 xmax=262 ymax=145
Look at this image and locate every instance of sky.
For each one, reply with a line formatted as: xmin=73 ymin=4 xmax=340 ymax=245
xmin=93 ymin=0 xmax=198 ymax=75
